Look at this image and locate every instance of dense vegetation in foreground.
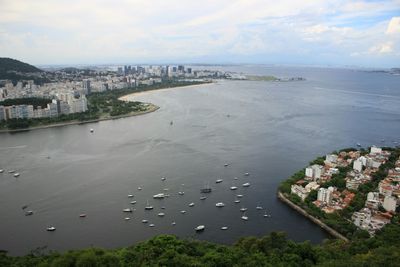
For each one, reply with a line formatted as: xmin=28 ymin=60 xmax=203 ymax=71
xmin=1 ymin=230 xmax=400 ymax=266
xmin=279 ymin=147 xmax=400 ymax=240
xmin=0 ymin=80 xmax=207 ymax=130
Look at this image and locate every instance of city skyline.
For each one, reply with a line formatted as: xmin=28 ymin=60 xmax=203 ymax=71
xmin=0 ymin=0 xmax=400 ymax=68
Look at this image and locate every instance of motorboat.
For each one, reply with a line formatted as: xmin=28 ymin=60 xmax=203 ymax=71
xmin=221 ymin=226 xmax=228 ymax=230
xmin=157 ymin=212 xmax=165 ymax=217
xmin=90 ymin=128 xmax=94 ymax=133
xmin=79 ymin=214 xmax=86 ymax=218
xmin=123 ymin=208 xmax=133 ymax=213
xmin=244 ymin=173 xmax=249 ymax=176
xmin=25 ymin=210 xmax=34 ymax=216
xmin=241 ymin=215 xmax=248 ymax=221
xmin=46 ymin=226 xmax=56 ymax=231
xmin=137 ymin=187 xmax=142 ymax=190
xmin=14 ymin=173 xmax=20 ymax=177
xmin=189 ymin=202 xmax=195 ymax=207
xmin=130 ymin=201 xmax=137 ymax=205
xmin=0 ymin=169 xmax=4 ymax=173
xmin=8 ymin=170 xmax=15 ymax=173
xmin=215 ymin=179 xmax=223 ymax=183
xmin=200 ymin=196 xmax=207 ymax=200
xmin=263 ymin=212 xmax=271 ymax=218
xmin=240 ymin=207 xmax=247 ymax=212
xmin=142 ymin=219 xmax=148 ymax=223
xmin=195 ymin=225 xmax=205 ymax=232
xmin=153 ymin=193 xmax=165 ymax=199
xmin=242 ymin=182 xmax=250 ymax=187
xmin=161 ymin=206 xmax=166 ymax=210
xmin=234 ymin=199 xmax=240 ymax=203
xmin=230 ymin=186 xmax=238 ymax=190
xmin=234 ymin=177 xmax=238 ymax=180
xmin=256 ymin=206 xmax=263 ymax=210
xmin=224 ymin=163 xmax=229 ymax=167
xmin=180 ymin=210 xmax=186 ymax=214
xmin=161 ymin=177 xmax=166 ymax=181
xmin=163 ymin=188 xmax=169 ymax=191
xmin=178 ymin=191 xmax=185 ymax=195
xmin=172 ymin=222 xmax=176 ymax=226
xmin=356 ymin=143 xmax=361 ymax=147
xmin=236 ymin=194 xmax=244 ymax=198
xmin=125 ymin=217 xmax=131 ymax=221
xmin=149 ymin=224 xmax=155 ymax=227
xmin=215 ymin=202 xmax=225 ymax=207
xmin=128 ymin=194 xmax=134 ymax=198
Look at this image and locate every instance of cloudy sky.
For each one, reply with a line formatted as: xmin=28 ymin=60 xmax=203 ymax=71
xmin=0 ymin=0 xmax=399 ymax=67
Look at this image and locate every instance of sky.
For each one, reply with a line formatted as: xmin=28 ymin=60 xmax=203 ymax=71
xmin=0 ymin=0 xmax=399 ymax=67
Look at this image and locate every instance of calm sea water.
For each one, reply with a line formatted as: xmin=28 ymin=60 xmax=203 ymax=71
xmin=0 ymin=66 xmax=399 ymax=255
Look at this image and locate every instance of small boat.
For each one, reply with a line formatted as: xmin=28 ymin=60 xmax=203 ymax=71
xmin=234 ymin=199 xmax=240 ymax=203
xmin=142 ymin=219 xmax=148 ymax=223
xmin=128 ymin=194 xmax=134 ymax=198
xmin=125 ymin=217 xmax=131 ymax=221
xmin=215 ymin=179 xmax=223 ymax=183
xmin=178 ymin=191 xmax=185 ymax=195
xmin=221 ymin=226 xmax=228 ymax=230
xmin=189 ymin=202 xmax=195 ymax=207
xmin=230 ymin=186 xmax=238 ymax=190
xmin=240 ymin=207 xmax=247 ymax=212
xmin=145 ymin=200 xmax=153 ymax=210
xmin=137 ymin=187 xmax=142 ymax=190
xmin=25 ymin=210 xmax=34 ymax=216
xmin=123 ymin=208 xmax=133 ymax=213
xmin=161 ymin=206 xmax=166 ymax=209
xmin=130 ymin=201 xmax=137 ymax=205
xmin=263 ymin=212 xmax=271 ymax=218
xmin=0 ymin=169 xmax=4 ymax=173
xmin=200 ymin=196 xmax=207 ymax=200
xmin=215 ymin=202 xmax=225 ymax=207
xmin=90 ymin=128 xmax=94 ymax=133
xmin=161 ymin=177 xmax=166 ymax=181
xmin=149 ymin=224 xmax=155 ymax=227
xmin=224 ymin=163 xmax=229 ymax=167
xmin=14 ymin=173 xmax=20 ymax=177
xmin=356 ymin=143 xmax=361 ymax=147
xmin=8 ymin=170 xmax=15 ymax=173
xmin=256 ymin=206 xmax=263 ymax=210
xmin=153 ymin=193 xmax=165 ymax=199
xmin=180 ymin=210 xmax=186 ymax=214
xmin=195 ymin=225 xmax=205 ymax=232
xmin=236 ymin=194 xmax=244 ymax=198
xmin=241 ymin=215 xmax=248 ymax=221
xmin=234 ymin=177 xmax=238 ymax=180
xmin=242 ymin=182 xmax=250 ymax=187
xmin=157 ymin=212 xmax=165 ymax=217
xmin=244 ymin=173 xmax=249 ymax=176
xmin=79 ymin=214 xmax=87 ymax=218
xmin=172 ymin=222 xmax=176 ymax=226
xmin=200 ymin=182 xmax=212 ymax=193
xmin=46 ymin=226 xmax=56 ymax=231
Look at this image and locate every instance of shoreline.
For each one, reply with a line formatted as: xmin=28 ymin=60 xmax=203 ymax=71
xmin=277 ymin=191 xmax=349 ymax=242
xmin=0 ymin=82 xmax=210 ymax=134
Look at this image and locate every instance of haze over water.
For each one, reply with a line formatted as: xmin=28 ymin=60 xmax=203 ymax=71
xmin=0 ymin=66 xmax=399 ymax=255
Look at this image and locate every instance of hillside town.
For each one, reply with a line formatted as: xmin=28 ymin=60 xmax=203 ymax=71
xmin=290 ymin=146 xmax=399 ymax=235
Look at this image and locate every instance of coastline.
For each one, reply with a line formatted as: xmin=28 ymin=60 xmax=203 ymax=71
xmin=0 ymin=82 xmax=210 ymax=134
xmin=277 ymin=191 xmax=349 ymax=242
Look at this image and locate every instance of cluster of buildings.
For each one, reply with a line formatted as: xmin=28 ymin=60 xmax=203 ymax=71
xmin=352 ymin=156 xmax=400 ymax=235
xmin=290 ymin=146 xmax=399 ymax=235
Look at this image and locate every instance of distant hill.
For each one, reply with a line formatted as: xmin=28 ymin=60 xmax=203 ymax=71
xmin=0 ymin=58 xmax=49 ymax=85
xmin=0 ymin=57 xmax=43 ymax=74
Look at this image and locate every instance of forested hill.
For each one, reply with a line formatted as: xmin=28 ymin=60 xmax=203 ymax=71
xmin=0 ymin=58 xmax=43 ymax=74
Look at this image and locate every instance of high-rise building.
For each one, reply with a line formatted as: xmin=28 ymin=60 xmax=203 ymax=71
xmin=178 ymin=65 xmax=184 ymax=72
xmin=317 ymin=188 xmax=332 ymax=204
xmin=0 ymin=105 xmax=5 ymax=121
xmin=82 ymin=80 xmax=91 ymax=95
xmin=187 ymin=68 xmax=192 ymax=74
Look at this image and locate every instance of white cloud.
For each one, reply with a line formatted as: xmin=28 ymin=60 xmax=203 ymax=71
xmin=386 ymin=17 xmax=400 ymax=34
xmin=369 ymin=42 xmax=394 ymax=54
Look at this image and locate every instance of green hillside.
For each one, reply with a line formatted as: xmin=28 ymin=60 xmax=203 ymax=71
xmin=0 ymin=57 xmax=43 ymax=74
